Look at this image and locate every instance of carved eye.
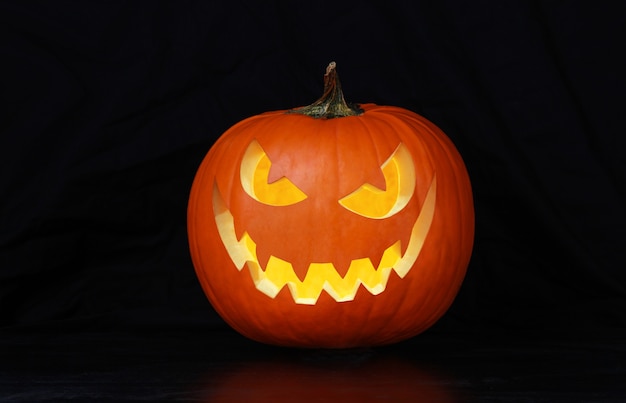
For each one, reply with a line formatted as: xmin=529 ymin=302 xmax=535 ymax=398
xmin=339 ymin=143 xmax=416 ymax=219
xmin=240 ymin=140 xmax=307 ymax=206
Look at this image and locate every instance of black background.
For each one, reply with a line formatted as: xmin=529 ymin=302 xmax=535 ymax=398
xmin=2 ymin=0 xmax=626 ymax=352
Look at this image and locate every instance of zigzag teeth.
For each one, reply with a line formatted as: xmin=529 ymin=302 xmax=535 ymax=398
xmin=242 ymin=244 xmax=401 ymax=305
xmin=212 ymin=176 xmax=436 ymax=305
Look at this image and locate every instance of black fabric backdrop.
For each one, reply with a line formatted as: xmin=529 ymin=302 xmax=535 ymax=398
xmin=1 ymin=1 xmax=625 ymax=335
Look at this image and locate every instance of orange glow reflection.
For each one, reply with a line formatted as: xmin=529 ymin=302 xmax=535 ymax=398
xmin=204 ymin=351 xmax=461 ymax=402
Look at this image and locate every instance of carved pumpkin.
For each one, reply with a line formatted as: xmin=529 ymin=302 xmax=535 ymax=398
xmin=188 ymin=62 xmax=474 ymax=348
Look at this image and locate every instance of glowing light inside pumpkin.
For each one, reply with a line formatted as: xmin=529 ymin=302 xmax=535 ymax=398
xmin=240 ymin=140 xmax=417 ymax=218
xmin=240 ymin=140 xmax=307 ymax=206
xmin=212 ymin=175 xmax=437 ymax=304
xmin=338 ymin=143 xmax=416 ymax=219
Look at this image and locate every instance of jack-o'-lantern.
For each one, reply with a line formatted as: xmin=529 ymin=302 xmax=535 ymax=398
xmin=187 ymin=62 xmax=474 ymax=348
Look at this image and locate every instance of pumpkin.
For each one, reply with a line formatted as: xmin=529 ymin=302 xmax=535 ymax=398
xmin=187 ymin=62 xmax=474 ymax=348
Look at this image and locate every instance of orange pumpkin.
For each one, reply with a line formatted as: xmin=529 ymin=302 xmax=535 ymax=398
xmin=187 ymin=62 xmax=474 ymax=348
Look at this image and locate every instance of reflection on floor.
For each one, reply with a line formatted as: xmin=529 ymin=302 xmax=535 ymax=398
xmin=1 ymin=327 xmax=625 ymax=402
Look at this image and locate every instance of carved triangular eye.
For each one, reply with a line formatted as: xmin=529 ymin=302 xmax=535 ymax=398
xmin=339 ymin=143 xmax=416 ymax=219
xmin=240 ymin=140 xmax=307 ymax=206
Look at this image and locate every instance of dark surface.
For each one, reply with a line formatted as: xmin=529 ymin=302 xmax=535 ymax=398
xmin=2 ymin=1 xmax=626 ymax=401
xmin=2 ymin=327 xmax=625 ymax=402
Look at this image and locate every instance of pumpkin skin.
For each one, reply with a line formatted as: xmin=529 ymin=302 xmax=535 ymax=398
xmin=187 ymin=66 xmax=474 ymax=348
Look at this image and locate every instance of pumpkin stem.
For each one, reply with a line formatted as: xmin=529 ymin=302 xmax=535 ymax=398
xmin=288 ymin=62 xmax=363 ymax=119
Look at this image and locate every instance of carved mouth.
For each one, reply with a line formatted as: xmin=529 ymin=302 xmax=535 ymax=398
xmin=212 ymin=177 xmax=436 ymax=305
